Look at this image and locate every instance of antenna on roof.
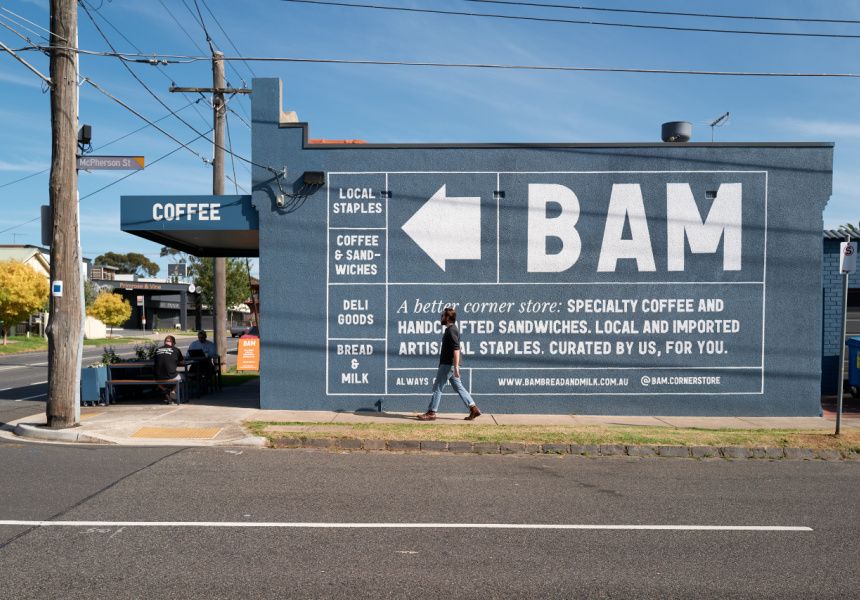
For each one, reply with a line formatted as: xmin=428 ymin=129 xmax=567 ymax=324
xmin=707 ymin=112 xmax=730 ymax=142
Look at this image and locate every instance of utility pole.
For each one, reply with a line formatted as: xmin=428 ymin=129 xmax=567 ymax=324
xmin=46 ymin=0 xmax=81 ymax=428
xmin=212 ymin=51 xmax=227 ymax=374
xmin=168 ymin=52 xmax=246 ymax=373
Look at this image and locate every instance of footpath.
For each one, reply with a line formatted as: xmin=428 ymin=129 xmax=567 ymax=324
xmin=2 ymin=380 xmax=860 ymax=460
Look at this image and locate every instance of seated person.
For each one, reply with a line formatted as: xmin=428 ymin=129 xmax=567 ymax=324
xmin=186 ymin=330 xmax=217 ymax=393
xmin=186 ymin=330 xmax=217 ymax=358
xmin=154 ymin=335 xmax=185 ymax=404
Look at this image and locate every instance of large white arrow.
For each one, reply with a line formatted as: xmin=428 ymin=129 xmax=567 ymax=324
xmin=402 ymin=185 xmax=481 ymax=271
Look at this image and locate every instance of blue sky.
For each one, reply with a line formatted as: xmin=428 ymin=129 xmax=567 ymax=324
xmin=2 ymin=0 xmax=860 ymax=278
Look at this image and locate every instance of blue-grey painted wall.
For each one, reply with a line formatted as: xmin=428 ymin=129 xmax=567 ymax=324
xmin=251 ymin=78 xmax=833 ymax=416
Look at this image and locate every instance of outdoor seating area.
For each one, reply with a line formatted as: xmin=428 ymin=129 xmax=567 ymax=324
xmin=81 ymin=356 xmax=223 ymax=406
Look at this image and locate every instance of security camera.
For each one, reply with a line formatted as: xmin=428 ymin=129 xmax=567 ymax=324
xmin=276 ymin=195 xmax=285 ymax=207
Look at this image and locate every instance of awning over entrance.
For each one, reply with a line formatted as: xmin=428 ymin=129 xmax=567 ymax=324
xmin=120 ymin=195 xmax=259 ymax=257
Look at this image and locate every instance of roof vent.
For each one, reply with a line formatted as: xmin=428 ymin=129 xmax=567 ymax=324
xmin=662 ymin=122 xmax=691 ymax=143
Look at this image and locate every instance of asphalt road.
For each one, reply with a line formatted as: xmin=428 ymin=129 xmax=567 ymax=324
xmin=0 ymin=443 xmax=858 ymax=599
xmin=0 ymin=334 xmax=239 ymax=425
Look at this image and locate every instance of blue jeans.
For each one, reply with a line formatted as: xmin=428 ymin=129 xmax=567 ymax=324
xmin=428 ymin=364 xmax=475 ymax=412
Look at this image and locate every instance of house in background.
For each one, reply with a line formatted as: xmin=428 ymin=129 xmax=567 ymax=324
xmin=0 ymin=245 xmax=91 ymax=335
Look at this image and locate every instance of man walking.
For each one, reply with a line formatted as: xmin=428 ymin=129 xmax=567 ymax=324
xmin=417 ymin=307 xmax=482 ymax=421
xmin=155 ymin=334 xmax=185 ymax=405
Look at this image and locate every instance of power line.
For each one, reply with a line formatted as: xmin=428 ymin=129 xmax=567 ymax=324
xmin=226 ymin=112 xmax=239 ymax=194
xmin=199 ymin=0 xmax=256 ymax=78
xmin=82 ymin=76 xmax=210 ymax=164
xmin=78 ymin=0 xmax=210 ymax=128
xmin=278 ymin=0 xmax=860 ymax=40
xmin=0 ymin=129 xmax=213 ymax=237
xmin=0 ymin=102 xmax=199 ymax=192
xmin=0 ymin=12 xmax=51 ymax=43
xmin=462 ymin=0 xmax=860 ymax=26
xmin=156 ymin=0 xmax=208 ymax=55
xmin=80 ymin=4 xmax=222 ymax=165
xmin=17 ymin=44 xmax=860 ymax=79
xmin=0 ymin=7 xmax=61 ymax=38
xmin=80 ymin=129 xmax=213 ymax=200
xmin=187 ymin=0 xmax=253 ymax=124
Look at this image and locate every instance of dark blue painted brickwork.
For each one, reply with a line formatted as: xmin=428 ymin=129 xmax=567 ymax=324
xmin=251 ymin=79 xmax=833 ymax=416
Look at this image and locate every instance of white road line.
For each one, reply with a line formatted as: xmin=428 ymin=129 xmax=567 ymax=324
xmin=15 ymin=392 xmax=47 ymax=401
xmin=0 ymin=521 xmax=812 ymax=531
xmin=1 ymin=381 xmax=48 ymax=394
xmin=0 ymin=362 xmax=49 ymax=372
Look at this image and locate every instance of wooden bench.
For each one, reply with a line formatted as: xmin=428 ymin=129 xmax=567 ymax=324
xmin=105 ymin=376 xmax=188 ymax=405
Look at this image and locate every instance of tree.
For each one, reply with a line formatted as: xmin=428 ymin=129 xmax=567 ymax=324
xmin=84 ymin=279 xmax=100 ymax=307
xmin=839 ymin=222 xmax=859 ymax=231
xmin=190 ymin=256 xmax=251 ymax=313
xmin=94 ymin=251 xmax=159 ymax=277
xmin=86 ymin=293 xmax=132 ymax=337
xmin=0 ymin=259 xmax=49 ymax=345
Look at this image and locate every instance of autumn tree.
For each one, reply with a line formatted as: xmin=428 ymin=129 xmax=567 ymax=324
xmin=0 ymin=259 xmax=49 ymax=345
xmin=86 ymin=293 xmax=132 ymax=338
xmin=94 ymin=252 xmax=159 ymax=277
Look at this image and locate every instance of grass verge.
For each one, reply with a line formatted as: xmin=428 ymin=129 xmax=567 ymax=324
xmin=221 ymin=372 xmax=259 ymax=387
xmin=243 ymin=421 xmax=860 ymax=452
xmin=0 ymin=336 xmax=149 ymax=355
xmin=83 ymin=337 xmax=148 ymax=346
xmin=0 ymin=336 xmax=47 ymax=354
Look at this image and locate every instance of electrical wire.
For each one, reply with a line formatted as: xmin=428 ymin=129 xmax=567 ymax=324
xmin=199 ymin=0 xmax=256 ymax=78
xmin=82 ymin=76 xmax=210 ymax=164
xmin=0 ymin=102 xmax=199 ymax=191
xmin=226 ymin=112 xmax=239 ymax=194
xmin=278 ymin=0 xmax=860 ymax=40
xmin=462 ymin=0 xmax=860 ymax=26
xmin=0 ymin=13 xmax=51 ymax=43
xmin=0 ymin=7 xmax=62 ymax=39
xmin=77 ymin=0 xmax=210 ymax=128
xmin=188 ymin=0 xmax=253 ymax=123
xmin=79 ymin=129 xmax=212 ymax=200
xmin=15 ymin=45 xmax=860 ymax=78
xmin=157 ymin=0 xmax=208 ymax=55
xmin=0 ymin=16 xmax=48 ymax=48
xmin=0 ymin=130 xmax=213 ymax=237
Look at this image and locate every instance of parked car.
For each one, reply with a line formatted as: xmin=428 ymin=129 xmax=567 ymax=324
xmin=240 ymin=325 xmax=259 ymax=339
xmin=230 ymin=320 xmax=252 ymax=337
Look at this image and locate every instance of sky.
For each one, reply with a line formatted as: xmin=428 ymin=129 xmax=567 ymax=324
xmin=2 ymin=0 xmax=860 ymax=279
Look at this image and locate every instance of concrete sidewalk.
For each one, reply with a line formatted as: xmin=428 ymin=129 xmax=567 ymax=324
xmin=2 ymin=379 xmax=859 ymax=447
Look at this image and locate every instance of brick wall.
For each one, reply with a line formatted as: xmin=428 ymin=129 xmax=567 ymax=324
xmin=822 ymin=238 xmax=860 ymax=393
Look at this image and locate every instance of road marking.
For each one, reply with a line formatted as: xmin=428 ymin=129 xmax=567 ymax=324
xmin=15 ymin=393 xmax=47 ymax=401
xmin=0 ymin=521 xmax=812 ymax=531
xmin=0 ymin=362 xmax=49 ymax=372
xmin=1 ymin=381 xmax=48 ymax=392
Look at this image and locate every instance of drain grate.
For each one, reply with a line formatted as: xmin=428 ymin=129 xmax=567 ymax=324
xmin=130 ymin=427 xmax=222 ymax=439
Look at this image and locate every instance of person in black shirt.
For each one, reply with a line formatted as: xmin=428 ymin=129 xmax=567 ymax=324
xmin=154 ymin=335 xmax=185 ymax=404
xmin=417 ymin=307 xmax=482 ymax=421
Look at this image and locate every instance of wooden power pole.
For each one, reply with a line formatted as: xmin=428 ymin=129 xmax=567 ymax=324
xmin=212 ymin=52 xmax=227 ymax=373
xmin=46 ymin=0 xmax=81 ymax=428
xmin=169 ymin=52 xmax=242 ymax=373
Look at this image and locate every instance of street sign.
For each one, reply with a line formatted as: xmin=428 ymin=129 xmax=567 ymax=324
xmin=52 ymin=281 xmax=63 ymax=297
xmin=136 ymin=295 xmax=144 ymax=306
xmin=840 ymin=242 xmax=857 ymax=274
xmin=76 ymin=156 xmax=144 ymax=171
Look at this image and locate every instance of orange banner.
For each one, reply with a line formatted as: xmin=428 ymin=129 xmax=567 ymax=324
xmin=237 ymin=337 xmax=260 ymax=371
